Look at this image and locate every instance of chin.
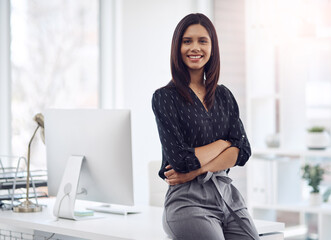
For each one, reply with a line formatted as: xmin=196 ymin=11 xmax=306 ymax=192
xmin=187 ymin=65 xmax=205 ymax=71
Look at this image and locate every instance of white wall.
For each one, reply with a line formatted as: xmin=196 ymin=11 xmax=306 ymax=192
xmin=0 ymin=0 xmax=11 ymax=156
xmin=214 ymin=0 xmax=246 ymax=121
xmin=118 ymin=0 xmax=213 ymax=204
xmin=214 ymin=0 xmax=248 ymax=199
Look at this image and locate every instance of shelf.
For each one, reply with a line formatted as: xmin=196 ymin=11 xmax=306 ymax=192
xmin=0 ymin=192 xmax=47 ymax=201
xmin=0 ymin=180 xmax=47 ymax=190
xmin=0 ymin=170 xmax=47 ymax=180
xmin=252 ymin=203 xmax=331 ymax=215
xmin=252 ymin=148 xmax=331 ymax=158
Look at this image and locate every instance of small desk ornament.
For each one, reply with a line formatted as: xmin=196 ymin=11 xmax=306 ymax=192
xmin=13 ymin=113 xmax=44 ymax=212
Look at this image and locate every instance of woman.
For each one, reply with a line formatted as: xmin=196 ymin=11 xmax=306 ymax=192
xmin=152 ymin=13 xmax=260 ymax=240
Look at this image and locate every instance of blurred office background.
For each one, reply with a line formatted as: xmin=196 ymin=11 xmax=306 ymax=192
xmin=1 ymin=0 xmax=331 ymax=239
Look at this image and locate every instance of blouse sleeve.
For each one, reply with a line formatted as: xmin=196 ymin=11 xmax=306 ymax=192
xmin=152 ymin=89 xmax=201 ymax=173
xmin=223 ymin=86 xmax=251 ymax=166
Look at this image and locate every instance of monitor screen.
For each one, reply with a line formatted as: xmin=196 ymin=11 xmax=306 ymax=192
xmin=45 ymin=109 xmax=134 ymax=206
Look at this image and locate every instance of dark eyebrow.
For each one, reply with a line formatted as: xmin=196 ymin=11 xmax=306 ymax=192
xmin=182 ymin=36 xmax=210 ymax=40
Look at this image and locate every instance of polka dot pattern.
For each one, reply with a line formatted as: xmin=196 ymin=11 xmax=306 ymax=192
xmin=152 ymin=84 xmax=251 ymax=179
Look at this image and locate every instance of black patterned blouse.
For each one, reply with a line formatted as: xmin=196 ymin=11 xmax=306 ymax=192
xmin=152 ymin=83 xmax=251 ymax=179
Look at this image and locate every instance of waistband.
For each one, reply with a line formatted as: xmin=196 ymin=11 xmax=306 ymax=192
xmin=196 ymin=170 xmax=258 ymax=240
xmin=197 ymin=170 xmax=232 ymax=184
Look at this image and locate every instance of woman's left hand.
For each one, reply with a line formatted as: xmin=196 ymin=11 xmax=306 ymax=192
xmin=164 ymin=165 xmax=201 ymax=185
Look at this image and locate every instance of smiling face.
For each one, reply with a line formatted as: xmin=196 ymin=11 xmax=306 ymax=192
xmin=181 ymin=24 xmax=212 ymax=73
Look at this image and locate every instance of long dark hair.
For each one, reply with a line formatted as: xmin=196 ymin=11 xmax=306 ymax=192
xmin=169 ymin=13 xmax=220 ymax=110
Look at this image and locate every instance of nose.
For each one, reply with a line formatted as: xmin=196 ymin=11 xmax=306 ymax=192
xmin=191 ymin=42 xmax=200 ymax=52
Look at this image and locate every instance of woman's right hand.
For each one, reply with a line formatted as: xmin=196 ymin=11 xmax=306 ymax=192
xmin=164 ymin=165 xmax=202 ymax=185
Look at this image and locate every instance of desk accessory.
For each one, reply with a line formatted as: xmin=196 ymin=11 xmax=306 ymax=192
xmin=13 ymin=113 xmax=44 ymax=212
xmin=74 ymin=209 xmax=94 ymax=217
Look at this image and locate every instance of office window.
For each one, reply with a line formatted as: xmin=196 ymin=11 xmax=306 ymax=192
xmin=10 ymin=0 xmax=99 ymax=168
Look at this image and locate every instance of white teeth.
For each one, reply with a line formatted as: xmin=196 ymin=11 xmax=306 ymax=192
xmin=189 ymin=55 xmax=202 ymax=59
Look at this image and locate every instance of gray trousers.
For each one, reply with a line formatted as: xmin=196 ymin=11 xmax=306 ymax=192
xmin=162 ymin=171 xmax=260 ymax=240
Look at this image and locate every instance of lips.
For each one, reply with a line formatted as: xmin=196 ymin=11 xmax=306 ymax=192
xmin=188 ymin=55 xmax=203 ymax=59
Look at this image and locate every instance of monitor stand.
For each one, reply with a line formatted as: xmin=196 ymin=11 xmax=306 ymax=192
xmin=53 ymin=155 xmax=140 ymax=219
xmin=53 ymin=155 xmax=84 ymax=220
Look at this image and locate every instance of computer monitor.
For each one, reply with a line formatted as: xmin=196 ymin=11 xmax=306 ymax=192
xmin=45 ymin=109 xmax=134 ymax=209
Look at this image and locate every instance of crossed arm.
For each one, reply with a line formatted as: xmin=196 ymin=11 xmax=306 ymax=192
xmin=164 ymin=140 xmax=239 ymax=185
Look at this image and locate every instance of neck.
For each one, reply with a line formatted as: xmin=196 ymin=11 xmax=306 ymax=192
xmin=188 ymin=68 xmax=204 ymax=87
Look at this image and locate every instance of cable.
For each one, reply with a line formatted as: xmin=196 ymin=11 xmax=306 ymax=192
xmin=45 ymin=232 xmax=55 ymax=240
xmin=76 ymin=188 xmax=87 ymax=195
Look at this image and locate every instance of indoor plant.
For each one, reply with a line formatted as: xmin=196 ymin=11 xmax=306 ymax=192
xmin=302 ymin=164 xmax=325 ymax=205
xmin=306 ymin=126 xmax=330 ymax=150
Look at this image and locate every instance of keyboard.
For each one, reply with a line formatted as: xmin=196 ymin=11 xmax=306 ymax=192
xmin=86 ymin=205 xmax=141 ymax=215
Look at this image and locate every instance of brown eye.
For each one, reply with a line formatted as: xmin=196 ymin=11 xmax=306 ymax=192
xmin=200 ymin=38 xmax=209 ymax=44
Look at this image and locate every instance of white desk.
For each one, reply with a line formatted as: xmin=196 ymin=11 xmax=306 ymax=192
xmin=0 ymin=198 xmax=284 ymax=240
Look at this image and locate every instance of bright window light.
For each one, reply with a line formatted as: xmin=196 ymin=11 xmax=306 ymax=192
xmin=10 ymin=0 xmax=99 ymax=169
